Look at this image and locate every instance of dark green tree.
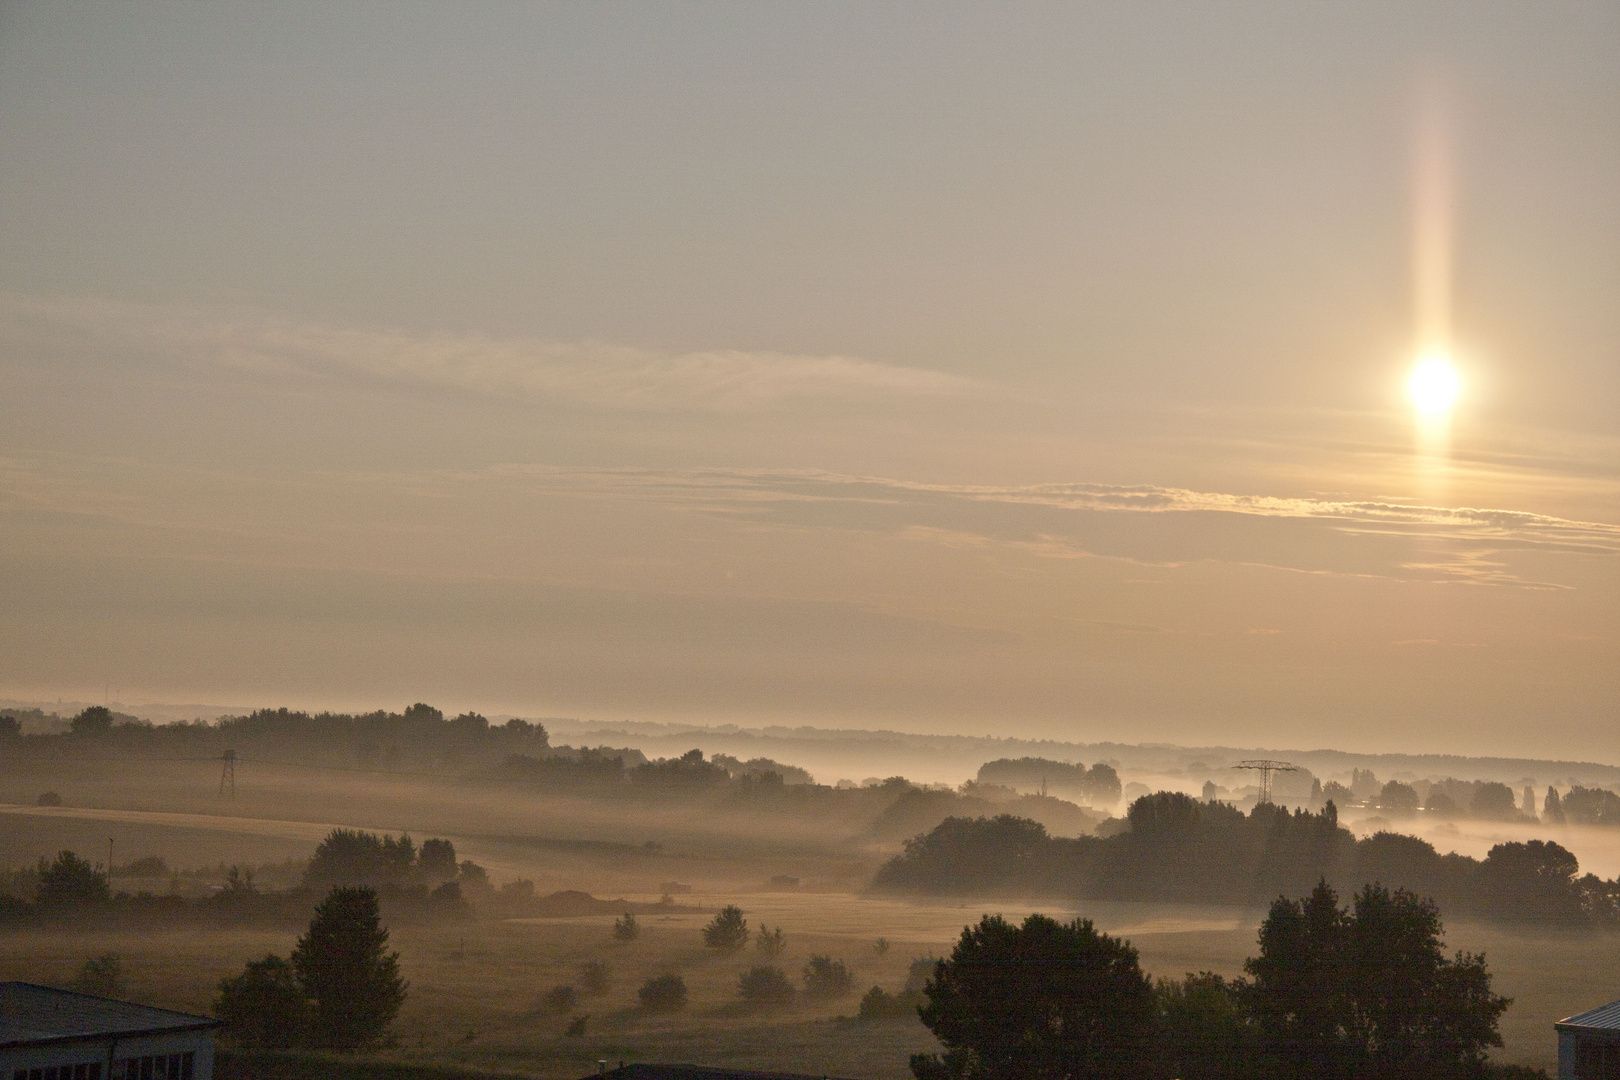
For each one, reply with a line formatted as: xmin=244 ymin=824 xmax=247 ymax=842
xmin=1155 ymin=972 xmax=1254 ymax=1080
xmin=291 ymin=886 xmax=407 ymax=1048
xmin=1474 ymin=841 xmax=1583 ymax=925
xmin=613 ymin=911 xmax=640 ymax=941
xmin=911 ymin=914 xmax=1156 ymax=1080
xmin=70 ymin=706 xmax=114 ymax=737
xmin=215 ymin=954 xmax=308 ymax=1048
xmin=702 ymin=904 xmax=749 ymax=949
xmin=37 ymin=850 xmax=109 ymax=905
xmin=1245 ymin=881 xmax=1509 ymax=1080
xmin=417 ymin=838 xmax=458 ymax=881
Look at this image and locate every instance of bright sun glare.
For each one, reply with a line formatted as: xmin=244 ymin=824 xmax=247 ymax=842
xmin=1408 ymin=353 xmax=1460 ymax=415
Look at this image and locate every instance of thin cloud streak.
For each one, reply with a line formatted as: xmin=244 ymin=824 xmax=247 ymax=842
xmin=476 ymin=466 xmax=1620 ymax=558
xmin=0 ymin=296 xmax=980 ymax=411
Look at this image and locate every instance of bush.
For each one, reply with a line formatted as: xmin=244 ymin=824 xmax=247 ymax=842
xmin=738 ymin=965 xmax=796 ymax=1008
xmin=702 ymin=905 xmax=749 ymax=950
xmin=802 ymin=955 xmax=853 ymax=999
xmin=638 ymin=974 xmax=687 ymax=1013
xmin=74 ymin=954 xmax=125 ymax=997
xmin=542 ymin=985 xmax=577 ymax=1014
xmin=37 ymin=851 xmax=108 ymax=905
xmin=564 ymin=1016 xmax=588 ymax=1037
xmin=859 ymin=985 xmax=914 ymax=1020
xmin=36 ymin=791 xmax=62 ymax=807
xmin=215 ymin=954 xmax=307 ymax=1048
xmin=578 ymin=961 xmax=610 ymax=996
xmin=613 ymin=912 xmax=639 ymax=941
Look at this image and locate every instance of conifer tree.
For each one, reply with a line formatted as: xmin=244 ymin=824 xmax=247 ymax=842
xmin=291 ymin=886 xmax=407 ymax=1048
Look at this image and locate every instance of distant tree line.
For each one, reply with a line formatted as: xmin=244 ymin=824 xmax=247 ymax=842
xmin=976 ymin=757 xmax=1124 ymax=806
xmin=0 ymin=829 xmax=485 ymax=929
xmin=0 ymin=703 xmax=552 ymax=775
xmin=873 ymin=793 xmax=1620 ymax=928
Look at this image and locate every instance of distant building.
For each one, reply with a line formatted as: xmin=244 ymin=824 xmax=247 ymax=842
xmin=1 ymin=983 xmax=219 ymax=1080
xmin=582 ymin=1065 xmax=855 ymax=1080
xmin=1556 ymin=997 xmax=1620 ymax=1080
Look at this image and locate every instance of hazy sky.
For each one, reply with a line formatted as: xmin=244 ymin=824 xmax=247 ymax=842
xmin=1 ymin=3 xmax=1616 ymax=757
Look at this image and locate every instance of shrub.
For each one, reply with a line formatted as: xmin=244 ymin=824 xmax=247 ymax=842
xmin=543 ymin=985 xmax=577 ymax=1014
xmin=613 ymin=912 xmax=639 ymax=941
xmin=738 ymin=965 xmax=796 ymax=1008
xmin=578 ymin=961 xmax=610 ymax=995
xmin=74 ymin=954 xmax=125 ymax=997
xmin=564 ymin=1015 xmax=588 ymax=1037
xmin=216 ymin=954 xmax=307 ymax=1048
xmin=802 ymin=955 xmax=853 ymax=999
xmin=638 ymin=974 xmax=687 ymax=1013
xmin=36 ymin=791 xmax=62 ymax=807
xmin=859 ymin=985 xmax=913 ymax=1020
xmin=702 ymin=905 xmax=749 ymax=950
xmin=37 ymin=851 xmax=108 ymax=905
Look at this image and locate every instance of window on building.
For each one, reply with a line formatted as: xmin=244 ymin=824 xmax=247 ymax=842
xmin=13 ymin=1063 xmax=102 ymax=1080
xmin=114 ymin=1053 xmax=192 ymax=1080
xmin=1576 ymin=1038 xmax=1620 ymax=1080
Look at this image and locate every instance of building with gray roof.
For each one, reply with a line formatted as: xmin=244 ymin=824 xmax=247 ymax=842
xmin=1557 ymin=996 xmax=1620 ymax=1080
xmin=1 ymin=983 xmax=218 ymax=1080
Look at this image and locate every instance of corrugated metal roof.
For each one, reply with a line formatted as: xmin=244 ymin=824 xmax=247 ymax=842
xmin=0 ymin=983 xmax=218 ymax=1048
xmin=1557 ymin=998 xmax=1620 ymax=1033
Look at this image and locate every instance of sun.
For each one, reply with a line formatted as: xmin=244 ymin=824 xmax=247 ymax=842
xmin=1408 ymin=352 xmax=1460 ymax=415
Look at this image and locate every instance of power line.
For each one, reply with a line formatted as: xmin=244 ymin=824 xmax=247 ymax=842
xmin=1232 ymin=759 xmax=1299 ymax=805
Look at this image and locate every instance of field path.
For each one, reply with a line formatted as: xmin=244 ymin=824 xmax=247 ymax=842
xmin=0 ymin=802 xmax=379 ymax=842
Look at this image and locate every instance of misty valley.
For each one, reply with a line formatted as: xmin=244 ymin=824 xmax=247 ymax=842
xmin=5 ymin=705 xmax=1620 ymax=1079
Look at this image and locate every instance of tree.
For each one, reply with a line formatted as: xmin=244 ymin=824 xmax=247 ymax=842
xmin=1474 ymin=840 xmax=1583 ymax=925
xmin=703 ymin=904 xmax=749 ymax=949
xmin=75 ymin=954 xmax=125 ymax=997
xmin=1244 ymin=880 xmax=1350 ymax=1080
xmin=1377 ymin=782 xmax=1419 ymax=817
xmin=70 ymin=706 xmax=114 ymax=737
xmin=911 ymin=914 xmax=1156 ymax=1080
xmin=0 ymin=714 xmax=21 ymax=739
xmin=1543 ymin=787 xmax=1566 ymax=825
xmin=802 ymin=955 xmax=853 ymax=998
xmin=291 ymin=886 xmax=407 ymax=1048
xmin=738 ymin=965 xmax=796 ymax=1008
xmin=613 ymin=912 xmax=640 ymax=941
xmin=1155 ymin=972 xmax=1253 ymax=1080
xmin=756 ymin=925 xmax=786 ymax=958
xmin=215 ymin=954 xmax=307 ymax=1048
xmin=1245 ymin=880 xmax=1509 ymax=1080
xmin=37 ymin=850 xmax=109 ymax=905
xmin=637 ymin=974 xmax=687 ymax=1012
xmin=1470 ymin=783 xmax=1519 ymax=821
xmin=418 ymin=838 xmax=458 ymax=881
